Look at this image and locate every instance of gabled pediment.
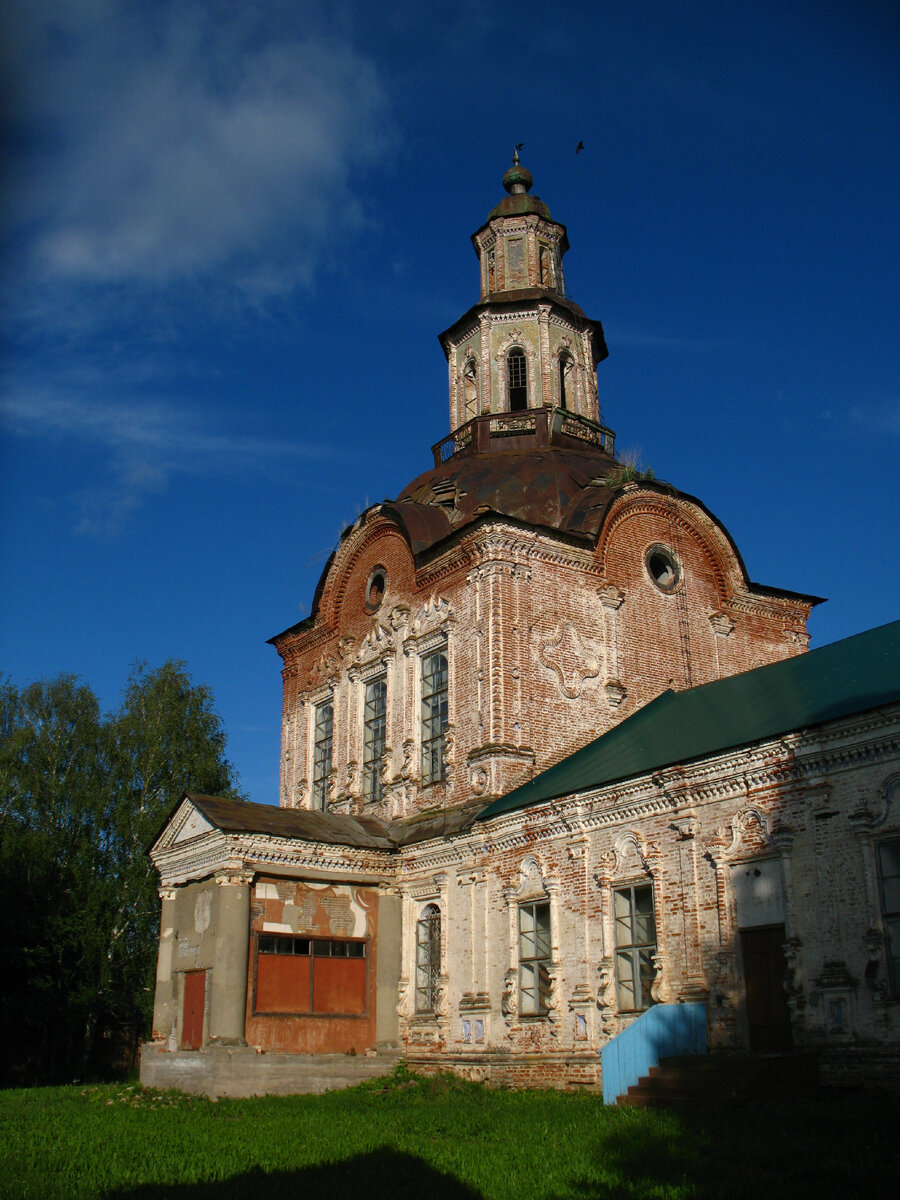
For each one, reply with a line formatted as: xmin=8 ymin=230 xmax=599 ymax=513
xmin=151 ymin=794 xmax=217 ymax=857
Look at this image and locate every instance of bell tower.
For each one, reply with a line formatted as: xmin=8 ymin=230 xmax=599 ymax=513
xmin=439 ymin=152 xmax=609 ymax=437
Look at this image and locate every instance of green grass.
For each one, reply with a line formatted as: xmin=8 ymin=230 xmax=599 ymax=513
xmin=0 ymin=1066 xmax=895 ymax=1200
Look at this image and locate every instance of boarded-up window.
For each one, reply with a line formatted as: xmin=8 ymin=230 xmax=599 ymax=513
xmin=255 ymin=935 xmax=367 ymax=1015
xmin=507 ymin=237 xmax=525 ymax=283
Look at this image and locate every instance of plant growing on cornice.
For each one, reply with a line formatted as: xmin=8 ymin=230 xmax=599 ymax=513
xmin=597 ymin=461 xmax=655 ymax=488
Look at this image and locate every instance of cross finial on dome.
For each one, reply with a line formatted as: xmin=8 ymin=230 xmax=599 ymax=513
xmin=503 ymin=149 xmax=533 ymax=196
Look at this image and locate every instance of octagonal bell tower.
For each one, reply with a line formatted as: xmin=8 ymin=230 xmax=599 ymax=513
xmin=439 ymin=152 xmax=610 ymax=436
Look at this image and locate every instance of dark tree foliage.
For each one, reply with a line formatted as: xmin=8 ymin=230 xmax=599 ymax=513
xmin=0 ymin=662 xmax=242 ymax=1084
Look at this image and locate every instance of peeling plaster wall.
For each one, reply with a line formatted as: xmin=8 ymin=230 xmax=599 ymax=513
xmin=395 ymin=708 xmax=900 ymax=1087
xmin=244 ymin=879 xmax=390 ymax=1055
xmin=152 ymin=879 xmax=220 ymax=1049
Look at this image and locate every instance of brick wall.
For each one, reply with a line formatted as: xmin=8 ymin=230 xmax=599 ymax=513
xmin=273 ymin=484 xmax=811 ymax=821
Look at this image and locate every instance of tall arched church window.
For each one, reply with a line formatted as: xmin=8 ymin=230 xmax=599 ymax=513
xmin=614 ymin=883 xmax=657 ymax=1011
xmin=421 ymin=649 xmax=448 ymax=785
xmin=362 ymin=677 xmax=387 ymax=804
xmin=416 ymin=904 xmax=441 ymax=1012
xmin=311 ymin=701 xmax=333 ymax=810
xmin=507 ymin=348 xmax=527 ymax=412
xmin=463 ymin=358 xmax=478 ymax=420
xmin=558 ymin=352 xmax=573 ymax=411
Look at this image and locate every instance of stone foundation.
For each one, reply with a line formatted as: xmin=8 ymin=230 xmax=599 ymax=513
xmin=139 ymin=1043 xmax=401 ymax=1098
xmin=404 ymin=1050 xmax=602 ymax=1090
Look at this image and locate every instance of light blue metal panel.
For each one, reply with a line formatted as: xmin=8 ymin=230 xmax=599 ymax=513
xmin=601 ymin=1003 xmax=707 ymax=1104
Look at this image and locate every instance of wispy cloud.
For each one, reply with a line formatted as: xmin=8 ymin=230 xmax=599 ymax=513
xmin=0 ymin=387 xmax=338 ymax=539
xmin=5 ymin=1 xmax=395 ymax=296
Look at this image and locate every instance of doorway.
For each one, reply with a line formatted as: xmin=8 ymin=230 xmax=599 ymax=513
xmin=740 ymin=925 xmax=792 ymax=1051
xmin=181 ymin=970 xmax=206 ymax=1050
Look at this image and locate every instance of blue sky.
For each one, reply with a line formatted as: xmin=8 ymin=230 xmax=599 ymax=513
xmin=2 ymin=0 xmax=898 ymax=805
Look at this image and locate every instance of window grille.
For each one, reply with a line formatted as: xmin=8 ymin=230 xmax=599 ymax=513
xmin=878 ymin=838 xmax=900 ymax=997
xmin=614 ymin=884 xmax=657 ymax=1011
xmin=311 ymin=701 xmax=333 ymax=809
xmin=362 ymin=677 xmax=387 ymax=803
xmin=415 ymin=904 xmax=441 ymax=1012
xmin=508 ymin=348 xmax=527 ymax=412
xmin=519 ymin=902 xmax=551 ymax=1015
xmin=421 ymin=650 xmax=448 ymax=785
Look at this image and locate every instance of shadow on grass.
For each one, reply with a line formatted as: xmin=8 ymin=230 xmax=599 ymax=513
xmin=106 ymin=1147 xmax=485 ymax=1200
xmin=553 ymin=1109 xmax=705 ymax=1200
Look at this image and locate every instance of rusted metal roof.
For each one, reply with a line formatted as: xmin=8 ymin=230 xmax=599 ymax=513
xmin=180 ymin=793 xmax=482 ymax=852
xmin=386 ymin=798 xmax=484 ymax=846
xmin=186 ymin=794 xmax=395 ymax=850
xmin=389 ymin=443 xmax=621 ymax=556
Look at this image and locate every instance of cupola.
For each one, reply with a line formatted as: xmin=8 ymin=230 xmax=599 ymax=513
xmin=437 ymin=154 xmax=610 ymax=444
xmin=473 ymin=149 xmax=569 ymax=300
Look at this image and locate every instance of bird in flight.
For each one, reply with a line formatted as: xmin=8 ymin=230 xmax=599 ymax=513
xmin=576 ymin=141 xmax=585 ymax=153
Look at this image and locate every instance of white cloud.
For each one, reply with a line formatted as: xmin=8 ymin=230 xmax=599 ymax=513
xmin=0 ymin=386 xmax=339 ymax=539
xmin=5 ymin=1 xmax=395 ymax=294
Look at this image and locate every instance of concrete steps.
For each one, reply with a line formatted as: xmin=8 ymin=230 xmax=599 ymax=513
xmin=617 ymin=1052 xmax=820 ymax=1108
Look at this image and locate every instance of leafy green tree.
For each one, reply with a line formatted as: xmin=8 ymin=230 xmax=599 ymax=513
xmin=0 ymin=662 xmax=241 ymax=1083
xmin=104 ymin=661 xmax=241 ymax=1047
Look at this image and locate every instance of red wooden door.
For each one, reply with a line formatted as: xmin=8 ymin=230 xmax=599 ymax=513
xmin=181 ymin=971 xmax=206 ymax=1050
xmin=741 ymin=925 xmax=792 ymax=1051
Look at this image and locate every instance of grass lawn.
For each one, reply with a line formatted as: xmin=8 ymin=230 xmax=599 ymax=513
xmin=0 ymin=1066 xmax=895 ymax=1200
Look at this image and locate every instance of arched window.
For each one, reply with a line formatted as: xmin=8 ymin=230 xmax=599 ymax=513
xmin=463 ymin=358 xmax=478 ymax=419
xmin=539 ymin=242 xmax=554 ymax=287
xmin=421 ymin=649 xmax=448 ymax=785
xmin=507 ymin=348 xmax=527 ymax=411
xmin=416 ymin=904 xmax=441 ymax=1012
xmin=311 ymin=700 xmax=333 ymax=810
xmin=558 ymin=352 xmax=573 ymax=411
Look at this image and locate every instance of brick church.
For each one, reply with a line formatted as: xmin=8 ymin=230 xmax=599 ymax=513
xmin=143 ymin=157 xmax=900 ymax=1097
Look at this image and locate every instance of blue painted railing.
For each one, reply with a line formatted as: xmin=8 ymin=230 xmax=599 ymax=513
xmin=601 ymin=1003 xmax=707 ymax=1105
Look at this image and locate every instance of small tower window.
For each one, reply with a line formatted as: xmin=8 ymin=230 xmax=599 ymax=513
xmin=463 ymin=357 xmax=478 ymax=419
xmin=539 ymin=242 xmax=551 ymax=286
xmin=486 ymin=247 xmax=496 ymax=292
xmin=507 ymin=348 xmax=527 ymax=412
xmin=558 ymin=352 xmax=573 ymax=410
xmin=507 ymin=237 xmax=525 ymax=284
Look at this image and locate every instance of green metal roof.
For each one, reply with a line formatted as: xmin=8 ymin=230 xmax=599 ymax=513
xmin=477 ymin=620 xmax=900 ymax=822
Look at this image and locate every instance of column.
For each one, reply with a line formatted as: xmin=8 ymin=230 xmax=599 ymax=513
xmin=208 ymin=872 xmax=252 ymax=1044
xmin=151 ymin=887 xmax=178 ymax=1044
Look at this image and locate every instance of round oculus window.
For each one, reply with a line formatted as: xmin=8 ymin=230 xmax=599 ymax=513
xmin=645 ymin=545 xmax=681 ymax=593
xmin=365 ymin=568 xmax=386 ymax=613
